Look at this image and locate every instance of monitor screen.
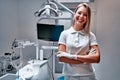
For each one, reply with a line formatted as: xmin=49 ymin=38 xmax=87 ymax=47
xmin=37 ymin=23 xmax=64 ymax=41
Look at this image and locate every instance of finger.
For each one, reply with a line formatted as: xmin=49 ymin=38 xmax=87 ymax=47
xmin=91 ymin=51 xmax=96 ymax=54
xmin=90 ymin=48 xmax=96 ymax=53
xmin=90 ymin=50 xmax=96 ymax=54
xmin=57 ymin=51 xmax=63 ymax=54
xmin=57 ymin=54 xmax=61 ymax=57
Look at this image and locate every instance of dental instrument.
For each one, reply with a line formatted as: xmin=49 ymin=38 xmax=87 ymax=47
xmin=10 ymin=39 xmax=35 ymax=80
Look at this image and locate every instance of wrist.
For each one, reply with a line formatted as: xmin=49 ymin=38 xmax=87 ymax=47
xmin=72 ymin=55 xmax=77 ymax=60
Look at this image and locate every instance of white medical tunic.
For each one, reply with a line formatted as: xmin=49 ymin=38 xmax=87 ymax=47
xmin=58 ymin=27 xmax=98 ymax=76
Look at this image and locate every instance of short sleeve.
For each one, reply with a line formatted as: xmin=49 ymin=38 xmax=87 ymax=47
xmin=90 ymin=32 xmax=98 ymax=46
xmin=58 ymin=31 xmax=67 ymax=45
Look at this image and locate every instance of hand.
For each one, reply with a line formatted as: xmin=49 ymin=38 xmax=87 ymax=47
xmin=57 ymin=51 xmax=77 ymax=60
xmin=89 ymin=48 xmax=96 ymax=54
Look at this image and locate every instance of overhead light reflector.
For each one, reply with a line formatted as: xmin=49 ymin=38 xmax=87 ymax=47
xmin=58 ymin=0 xmax=94 ymax=3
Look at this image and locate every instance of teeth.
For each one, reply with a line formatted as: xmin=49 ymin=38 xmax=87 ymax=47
xmin=79 ymin=20 xmax=84 ymax=22
xmin=79 ymin=18 xmax=83 ymax=21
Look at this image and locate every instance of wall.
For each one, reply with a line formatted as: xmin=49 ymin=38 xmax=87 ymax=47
xmin=0 ymin=0 xmax=19 ymax=55
xmin=17 ymin=0 xmax=45 ymax=40
xmin=95 ymin=0 xmax=120 ymax=80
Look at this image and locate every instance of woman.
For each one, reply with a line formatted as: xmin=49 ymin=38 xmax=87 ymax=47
xmin=57 ymin=3 xmax=100 ymax=80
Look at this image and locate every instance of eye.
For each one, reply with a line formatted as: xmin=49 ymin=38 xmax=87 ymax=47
xmin=77 ymin=11 xmax=87 ymax=17
xmin=83 ymin=13 xmax=87 ymax=17
xmin=78 ymin=11 xmax=82 ymax=15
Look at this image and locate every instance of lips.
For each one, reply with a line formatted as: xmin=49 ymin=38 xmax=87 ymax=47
xmin=77 ymin=19 xmax=85 ymax=24
xmin=79 ymin=19 xmax=84 ymax=23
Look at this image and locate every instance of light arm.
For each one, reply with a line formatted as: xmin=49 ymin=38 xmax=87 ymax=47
xmin=58 ymin=44 xmax=83 ymax=64
xmin=58 ymin=44 xmax=100 ymax=64
xmin=77 ymin=45 xmax=100 ymax=63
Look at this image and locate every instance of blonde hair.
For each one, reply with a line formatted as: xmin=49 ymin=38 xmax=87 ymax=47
xmin=73 ymin=3 xmax=91 ymax=34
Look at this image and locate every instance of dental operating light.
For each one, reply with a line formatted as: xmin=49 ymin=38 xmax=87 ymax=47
xmin=58 ymin=0 xmax=94 ymax=3
xmin=34 ymin=1 xmax=60 ymax=17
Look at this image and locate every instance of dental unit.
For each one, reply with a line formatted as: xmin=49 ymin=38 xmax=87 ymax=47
xmin=0 ymin=0 xmax=74 ymax=80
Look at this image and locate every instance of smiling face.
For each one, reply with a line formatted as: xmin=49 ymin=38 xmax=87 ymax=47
xmin=73 ymin=3 xmax=91 ymax=33
xmin=75 ymin=6 xmax=87 ymax=25
xmin=74 ymin=6 xmax=87 ymax=30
